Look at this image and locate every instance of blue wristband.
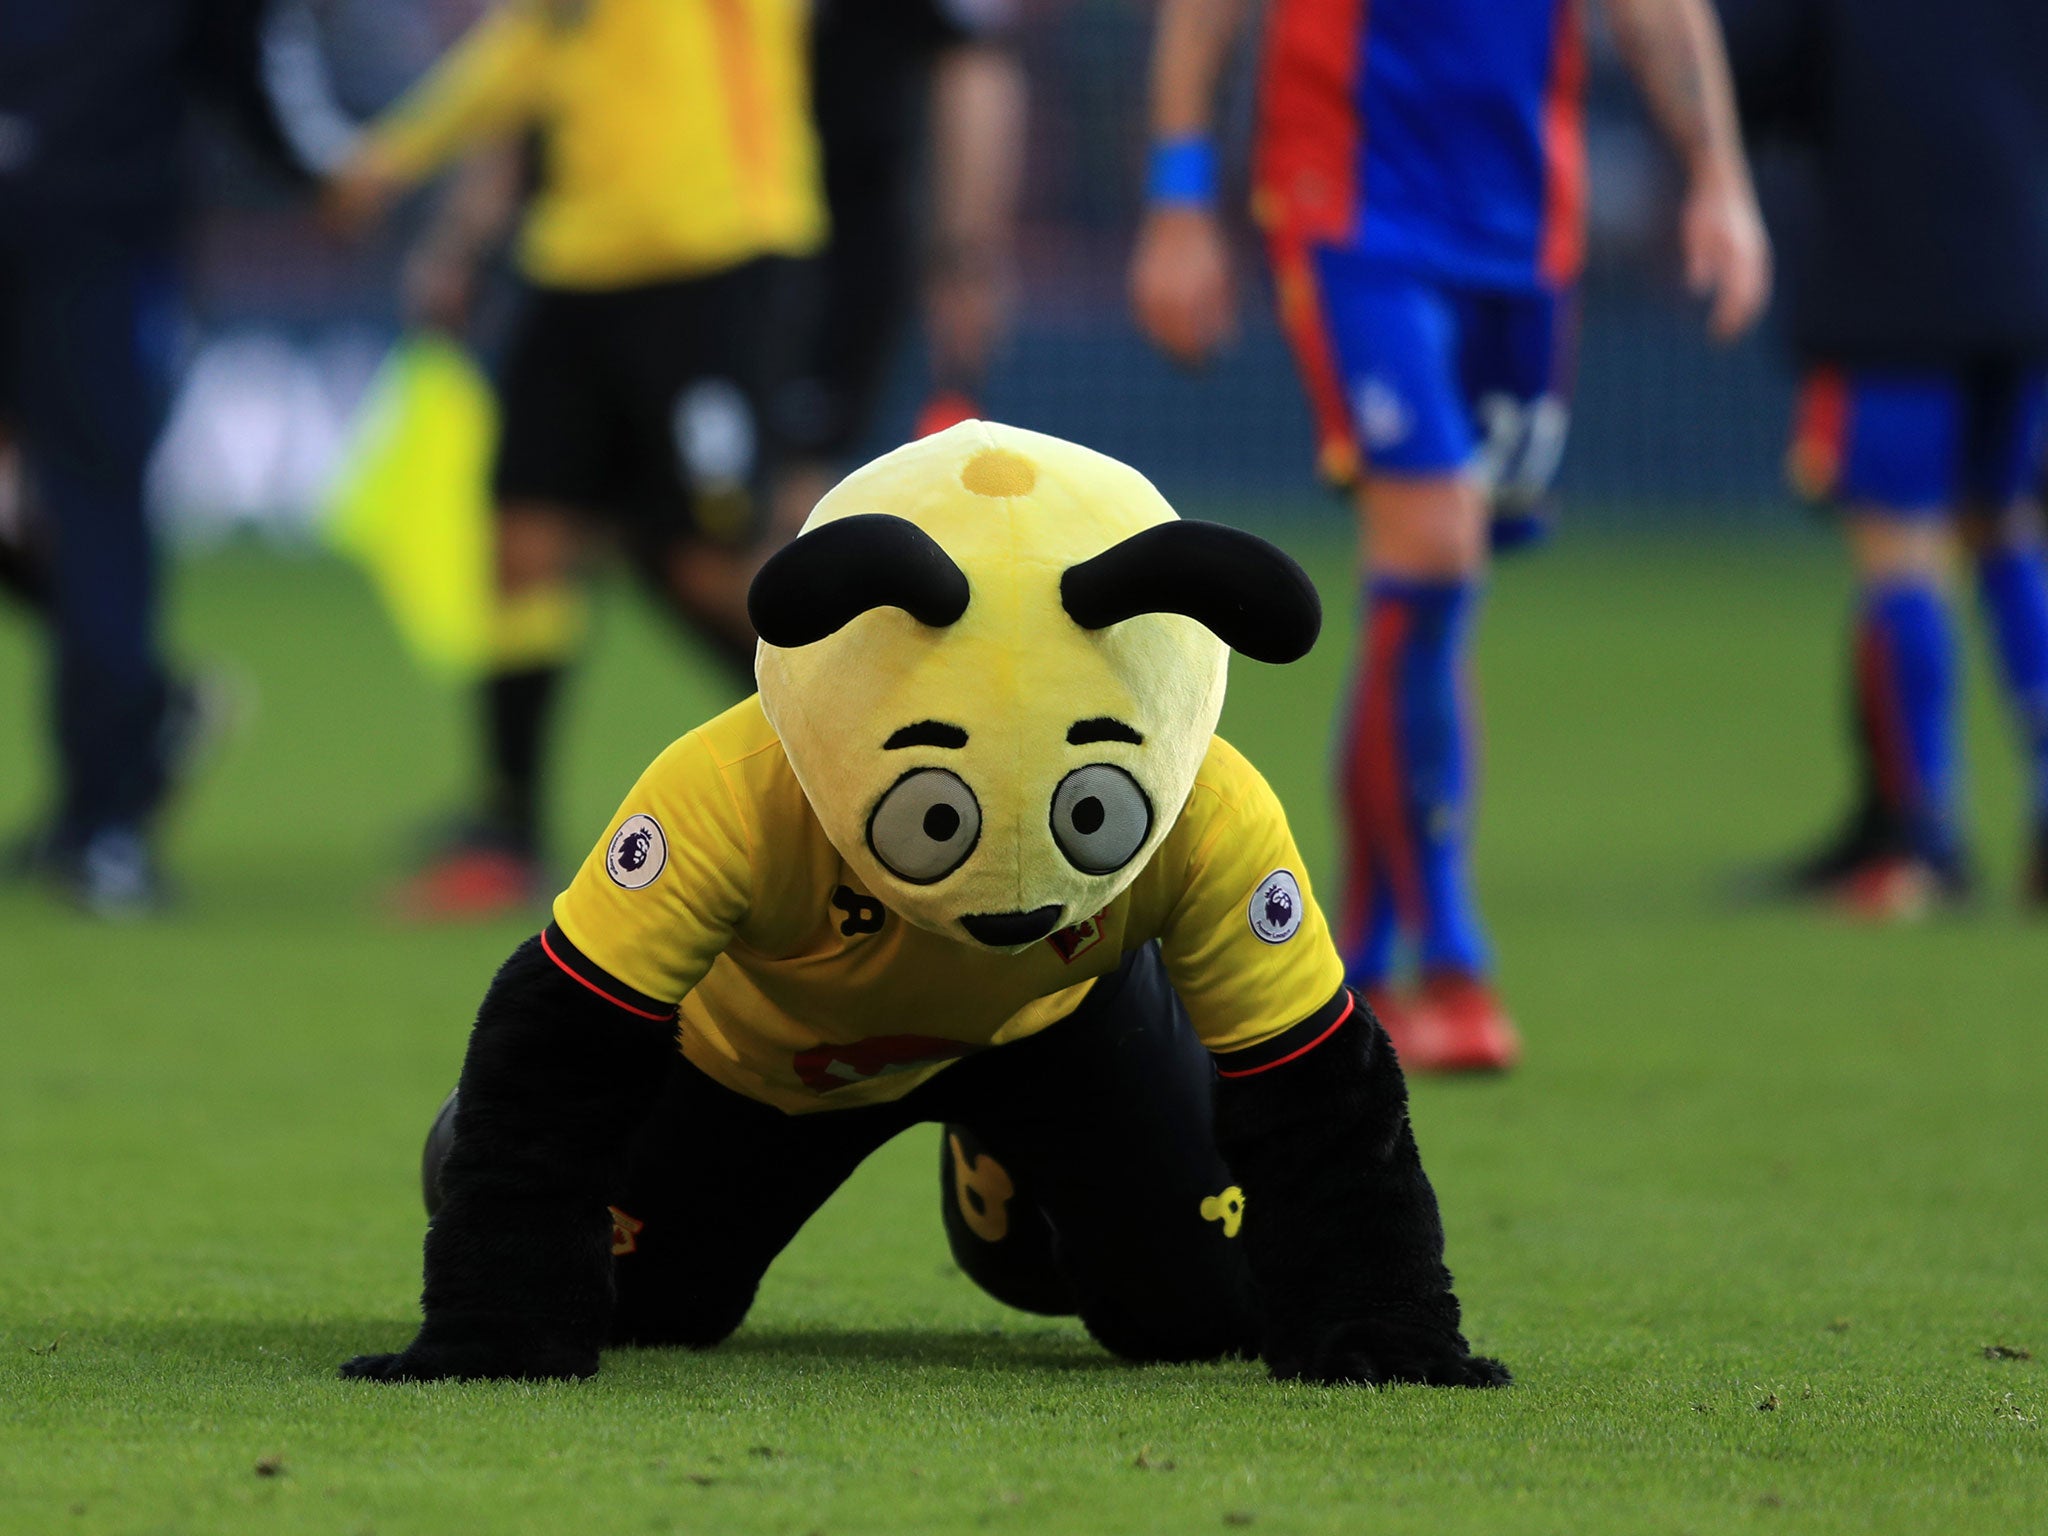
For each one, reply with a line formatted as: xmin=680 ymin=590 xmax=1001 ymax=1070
xmin=1147 ymin=136 xmax=1219 ymax=207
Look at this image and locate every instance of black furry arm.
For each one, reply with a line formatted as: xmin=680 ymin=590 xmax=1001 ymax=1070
xmin=340 ymin=932 xmax=678 ymax=1382
xmin=1213 ymin=990 xmax=1509 ymax=1388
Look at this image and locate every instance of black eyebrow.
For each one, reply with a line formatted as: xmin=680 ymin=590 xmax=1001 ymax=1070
xmin=1067 ymin=717 xmax=1144 ymax=746
xmin=884 ymin=720 xmax=969 ymax=750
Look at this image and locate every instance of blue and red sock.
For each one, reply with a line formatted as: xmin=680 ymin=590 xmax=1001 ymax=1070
xmin=1335 ymin=577 xmax=1488 ymax=987
xmin=1975 ymin=544 xmax=2048 ymax=824
xmin=1855 ymin=581 xmax=1959 ymax=867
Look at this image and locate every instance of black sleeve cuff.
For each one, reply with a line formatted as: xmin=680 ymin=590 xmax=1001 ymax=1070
xmin=539 ymin=922 xmax=678 ymax=1022
xmin=1212 ymin=985 xmax=1355 ymax=1079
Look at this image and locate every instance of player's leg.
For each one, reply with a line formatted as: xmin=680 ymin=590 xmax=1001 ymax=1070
xmin=1812 ymin=371 xmax=1972 ymax=915
xmin=1357 ymin=281 xmax=1572 ymax=1052
xmin=481 ymin=499 xmax=588 ymax=834
xmin=1957 ymin=364 xmax=2048 ymax=905
xmin=0 ymin=423 xmax=234 ymax=883
xmin=1306 ymin=249 xmax=1513 ymax=1070
xmin=421 ymin=1057 xmax=913 ymax=1350
xmin=923 ymin=945 xmax=1260 ymax=1364
xmin=11 ymin=233 xmax=180 ymax=913
xmin=1350 ymin=474 xmax=1512 ymax=1069
xmin=1838 ymin=512 xmax=1964 ymax=912
xmin=919 ymin=36 xmax=1026 ymax=433
xmin=1968 ymin=502 xmax=2048 ymax=903
xmin=1264 ymin=238 xmax=1420 ymax=1036
xmin=805 ymin=2 xmax=1015 ymax=447
xmin=801 ymin=45 xmax=926 ymax=456
xmin=765 ymin=48 xmax=931 ymax=553
xmin=615 ymin=260 xmax=795 ymax=677
xmin=1773 ymin=369 xmax=1912 ymax=895
xmin=746 ymin=83 xmax=940 ymax=598
xmin=395 ymin=290 xmax=607 ymax=920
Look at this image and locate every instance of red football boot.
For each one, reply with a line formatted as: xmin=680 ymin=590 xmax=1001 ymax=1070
xmin=1830 ymin=847 xmax=1973 ymax=922
xmin=914 ymin=390 xmax=981 ymax=439
xmin=1404 ymin=974 xmax=1523 ymax=1074
xmin=389 ymin=830 xmax=547 ymax=924
xmin=1834 ymin=855 xmax=1938 ymax=922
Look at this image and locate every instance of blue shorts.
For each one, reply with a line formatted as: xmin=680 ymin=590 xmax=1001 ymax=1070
xmin=1270 ymin=243 xmax=1576 ymax=508
xmin=1789 ymin=363 xmax=2048 ymax=515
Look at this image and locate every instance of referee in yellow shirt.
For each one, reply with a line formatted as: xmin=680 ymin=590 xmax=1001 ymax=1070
xmin=324 ymin=0 xmax=824 ymax=919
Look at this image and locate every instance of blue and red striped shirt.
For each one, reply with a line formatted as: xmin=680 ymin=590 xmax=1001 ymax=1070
xmin=1253 ymin=0 xmax=1586 ymax=291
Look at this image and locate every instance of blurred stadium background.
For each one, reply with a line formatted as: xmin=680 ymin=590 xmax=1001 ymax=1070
xmin=12 ymin=0 xmax=2048 ymax=1531
xmin=9 ymin=5 xmax=2048 ymax=1529
xmin=154 ymin=0 xmax=1793 ymax=540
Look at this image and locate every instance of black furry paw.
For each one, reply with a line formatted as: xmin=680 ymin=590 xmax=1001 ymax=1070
xmin=1272 ymin=1321 xmax=1512 ymax=1389
xmin=338 ymin=1352 xmax=424 ymax=1381
xmin=337 ymin=1334 xmax=598 ymax=1383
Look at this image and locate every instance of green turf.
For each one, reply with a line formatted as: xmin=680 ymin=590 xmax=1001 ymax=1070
xmin=2 ymin=529 xmax=2043 ymax=1535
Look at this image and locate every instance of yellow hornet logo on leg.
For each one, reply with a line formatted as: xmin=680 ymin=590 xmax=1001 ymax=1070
xmin=949 ymin=1133 xmax=1015 ymax=1242
xmin=1200 ymin=1186 xmax=1246 ymax=1238
xmin=609 ymin=1205 xmax=645 ymax=1257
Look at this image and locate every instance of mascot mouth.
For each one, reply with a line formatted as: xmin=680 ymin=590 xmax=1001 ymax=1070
xmin=959 ymin=906 xmax=1063 ymax=948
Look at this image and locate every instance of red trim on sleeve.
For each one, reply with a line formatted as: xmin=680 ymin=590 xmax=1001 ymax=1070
xmin=539 ymin=928 xmax=675 ymax=1021
xmin=1216 ymin=993 xmax=1357 ymax=1079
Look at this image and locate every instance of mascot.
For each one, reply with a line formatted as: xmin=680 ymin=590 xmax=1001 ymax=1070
xmin=342 ymin=422 xmax=1508 ymax=1388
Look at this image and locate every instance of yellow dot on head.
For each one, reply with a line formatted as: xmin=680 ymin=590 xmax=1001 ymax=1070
xmin=960 ymin=448 xmax=1037 ymax=499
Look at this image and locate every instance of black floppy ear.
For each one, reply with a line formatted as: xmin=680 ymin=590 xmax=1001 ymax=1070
xmin=1060 ymin=521 xmax=1321 ymax=663
xmin=749 ymin=514 xmax=971 ymax=647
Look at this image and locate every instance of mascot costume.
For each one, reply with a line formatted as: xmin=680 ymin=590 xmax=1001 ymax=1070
xmin=342 ymin=422 xmax=1508 ymax=1388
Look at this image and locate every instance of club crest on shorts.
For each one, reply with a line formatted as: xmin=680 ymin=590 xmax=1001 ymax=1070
xmin=606 ymin=814 xmax=667 ymax=889
xmin=1248 ymin=869 xmax=1303 ymax=944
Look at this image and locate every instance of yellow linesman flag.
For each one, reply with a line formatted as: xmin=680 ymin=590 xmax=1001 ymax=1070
xmin=324 ymin=334 xmax=497 ymax=676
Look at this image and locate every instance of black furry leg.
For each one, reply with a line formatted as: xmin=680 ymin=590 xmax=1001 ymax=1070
xmin=1214 ymin=990 xmax=1509 ymax=1388
xmin=340 ymin=936 xmax=677 ymax=1383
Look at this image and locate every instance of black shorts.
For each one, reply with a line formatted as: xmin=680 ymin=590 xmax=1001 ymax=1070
xmin=493 ymin=259 xmax=795 ymax=545
xmin=424 ymin=944 xmax=1259 ymax=1364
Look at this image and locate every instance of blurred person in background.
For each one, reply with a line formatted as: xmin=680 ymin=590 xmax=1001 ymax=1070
xmin=399 ymin=0 xmax=1028 ymax=555
xmin=322 ymin=0 xmax=827 ymax=921
xmin=0 ymin=0 xmax=316 ymax=915
xmin=337 ymin=0 xmax=1025 ymax=922
xmin=1723 ymin=0 xmax=2048 ymax=918
xmin=778 ymin=0 xmax=1026 ymax=491
xmin=1130 ymin=0 xmax=1769 ymax=1072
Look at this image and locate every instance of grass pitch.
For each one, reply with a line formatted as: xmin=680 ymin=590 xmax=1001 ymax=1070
xmin=1 ymin=526 xmax=2043 ymax=1535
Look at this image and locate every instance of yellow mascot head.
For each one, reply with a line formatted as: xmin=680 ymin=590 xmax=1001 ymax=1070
xmin=750 ymin=421 xmax=1320 ymax=950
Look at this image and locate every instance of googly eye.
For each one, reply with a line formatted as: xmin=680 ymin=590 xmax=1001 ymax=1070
xmin=867 ymin=768 xmax=982 ymax=884
xmin=1050 ymin=765 xmax=1152 ymax=876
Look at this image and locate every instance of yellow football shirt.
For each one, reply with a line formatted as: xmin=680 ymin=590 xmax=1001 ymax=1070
xmin=365 ymin=0 xmax=825 ymax=289
xmin=549 ymin=697 xmax=1346 ymax=1113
